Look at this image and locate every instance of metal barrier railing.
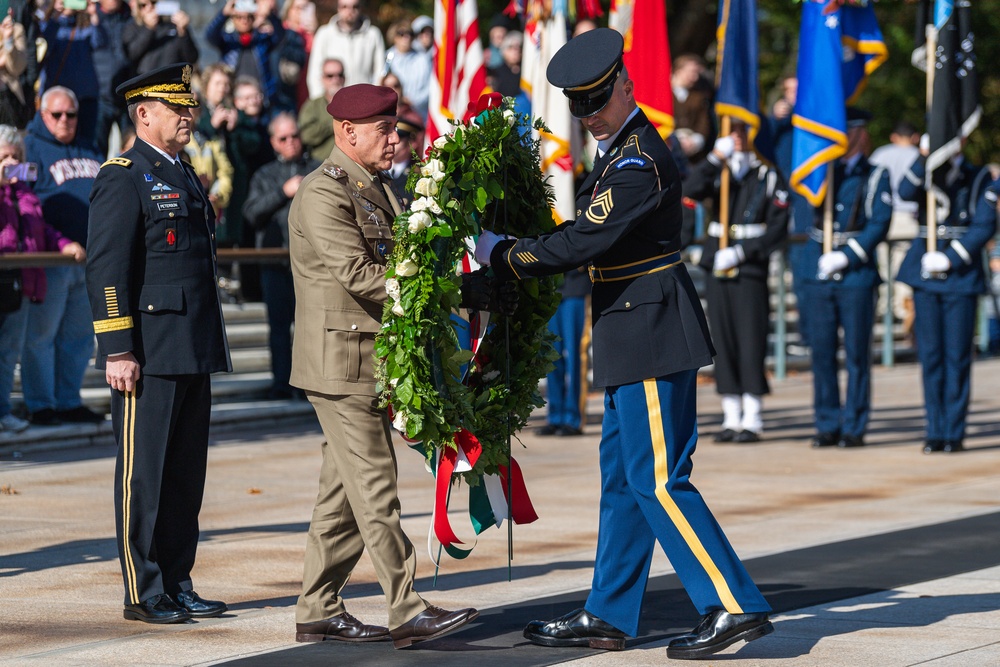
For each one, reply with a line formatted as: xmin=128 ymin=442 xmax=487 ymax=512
xmin=0 ymin=248 xmax=291 ymax=269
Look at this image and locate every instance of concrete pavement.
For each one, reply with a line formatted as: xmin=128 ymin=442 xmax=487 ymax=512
xmin=3 ymin=358 xmax=1000 ymax=666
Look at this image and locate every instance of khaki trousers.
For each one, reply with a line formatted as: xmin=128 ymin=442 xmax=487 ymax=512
xmin=295 ymin=392 xmax=427 ymax=628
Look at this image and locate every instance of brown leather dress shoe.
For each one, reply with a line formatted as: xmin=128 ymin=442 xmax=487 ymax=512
xmin=296 ymin=612 xmax=390 ymax=642
xmin=389 ymin=605 xmax=479 ymax=649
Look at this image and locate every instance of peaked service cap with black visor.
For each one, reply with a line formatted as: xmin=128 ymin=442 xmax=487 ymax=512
xmin=546 ymin=28 xmax=625 ymax=118
xmin=116 ymin=63 xmax=200 ymax=108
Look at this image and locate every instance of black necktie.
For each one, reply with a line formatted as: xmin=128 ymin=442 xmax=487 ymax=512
xmin=175 ymin=159 xmax=199 ymax=192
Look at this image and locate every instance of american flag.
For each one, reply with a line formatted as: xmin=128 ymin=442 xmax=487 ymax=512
xmin=427 ymin=0 xmax=488 ymax=145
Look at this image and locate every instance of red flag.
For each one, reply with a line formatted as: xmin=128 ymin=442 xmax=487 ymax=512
xmin=609 ymin=0 xmax=673 ymax=138
xmin=428 ymin=0 xmax=489 ymax=145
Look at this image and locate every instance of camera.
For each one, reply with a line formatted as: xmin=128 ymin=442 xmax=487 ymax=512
xmin=3 ymin=163 xmax=38 ymax=182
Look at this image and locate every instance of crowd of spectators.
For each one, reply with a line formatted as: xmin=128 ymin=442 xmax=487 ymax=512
xmin=0 ymin=0 xmax=446 ymax=427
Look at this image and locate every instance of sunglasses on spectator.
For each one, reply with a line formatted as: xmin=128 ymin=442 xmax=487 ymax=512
xmin=323 ymin=71 xmax=345 ymax=78
xmin=47 ymin=111 xmax=78 ymax=120
xmin=276 ymin=133 xmax=300 ymax=142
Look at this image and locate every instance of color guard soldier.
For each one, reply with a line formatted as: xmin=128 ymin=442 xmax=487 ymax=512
xmin=802 ymin=108 xmax=891 ymax=449
xmin=685 ymin=122 xmax=789 ymax=443
xmin=896 ymin=148 xmax=998 ymax=453
xmin=475 ymin=29 xmax=773 ymax=660
xmin=85 ymin=64 xmax=232 ymax=623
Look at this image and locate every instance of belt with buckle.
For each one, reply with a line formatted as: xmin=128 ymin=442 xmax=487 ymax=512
xmin=918 ymin=225 xmax=967 ymax=240
xmin=589 ymin=251 xmax=682 ymax=283
xmin=707 ymin=221 xmax=767 ymax=239
xmin=809 ymin=228 xmax=861 ymax=246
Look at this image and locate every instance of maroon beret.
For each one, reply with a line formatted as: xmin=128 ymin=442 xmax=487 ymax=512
xmin=327 ymin=84 xmax=398 ymax=121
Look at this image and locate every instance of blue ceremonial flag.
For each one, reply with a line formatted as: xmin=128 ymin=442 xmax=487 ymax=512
xmin=790 ymin=1 xmax=887 ymax=207
xmin=715 ymin=0 xmax=760 ymax=139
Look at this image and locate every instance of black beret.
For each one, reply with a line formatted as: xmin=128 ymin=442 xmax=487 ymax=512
xmin=327 ymin=84 xmax=398 ymax=121
xmin=117 ymin=63 xmax=199 ymax=107
xmin=546 ymin=28 xmax=624 ymax=118
xmin=846 ymin=107 xmax=873 ymax=128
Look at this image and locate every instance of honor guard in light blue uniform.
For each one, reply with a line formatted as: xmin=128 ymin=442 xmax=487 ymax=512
xmin=86 ymin=64 xmax=232 ymax=624
xmin=896 ymin=152 xmax=998 ymax=453
xmin=475 ymin=29 xmax=773 ymax=660
xmin=803 ymin=108 xmax=892 ymax=449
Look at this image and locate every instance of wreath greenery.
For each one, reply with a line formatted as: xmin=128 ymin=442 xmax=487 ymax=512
xmin=374 ymin=97 xmax=562 ymax=483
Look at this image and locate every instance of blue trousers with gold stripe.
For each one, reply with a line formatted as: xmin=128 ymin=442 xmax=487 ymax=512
xmin=585 ymin=371 xmax=770 ymax=636
xmin=112 ymin=374 xmax=211 ymax=605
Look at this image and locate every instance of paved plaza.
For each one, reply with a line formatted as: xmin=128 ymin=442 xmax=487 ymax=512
xmin=3 ymin=359 xmax=1000 ymax=666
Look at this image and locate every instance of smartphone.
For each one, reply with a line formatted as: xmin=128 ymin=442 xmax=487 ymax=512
xmin=3 ymin=163 xmax=38 ymax=182
xmin=63 ymin=0 xmax=87 ymax=10
xmin=156 ymin=0 xmax=180 ymax=16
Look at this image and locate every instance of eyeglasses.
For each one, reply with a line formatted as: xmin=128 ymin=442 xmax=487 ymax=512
xmin=275 ymin=133 xmax=300 ymax=142
xmin=323 ymin=71 xmax=345 ymax=78
xmin=47 ymin=111 xmax=78 ymax=120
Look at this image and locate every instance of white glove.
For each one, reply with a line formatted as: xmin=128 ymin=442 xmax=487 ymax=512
xmin=921 ymin=250 xmax=951 ymax=274
xmin=817 ymin=251 xmax=849 ymax=278
xmin=713 ymin=246 xmax=743 ymax=272
xmin=713 ymin=136 xmax=735 ymax=159
xmin=474 ymin=230 xmax=506 ymax=266
xmin=919 ymin=133 xmax=930 ymax=152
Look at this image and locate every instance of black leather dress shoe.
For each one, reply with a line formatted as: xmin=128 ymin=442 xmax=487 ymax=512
xmin=535 ymin=424 xmax=559 ymax=436
xmin=29 ymin=408 xmax=61 ymax=426
xmin=557 ymin=425 xmax=583 ymax=436
xmin=296 ymin=612 xmax=390 ymax=642
xmin=838 ymin=434 xmax=865 ymax=448
xmin=123 ymin=593 xmax=190 ymax=624
xmin=173 ymin=590 xmax=227 ymax=618
xmin=942 ymin=439 xmax=964 ymax=453
xmin=56 ymin=405 xmax=106 ymax=423
xmin=666 ymin=610 xmax=773 ymax=660
xmin=390 ymin=605 xmax=478 ymax=649
xmin=923 ymin=439 xmax=945 ymax=454
xmin=810 ymin=432 xmax=839 ymax=448
xmin=735 ymin=429 xmax=760 ymax=443
xmin=714 ymin=428 xmax=737 ymax=443
xmin=523 ymin=608 xmax=626 ymax=650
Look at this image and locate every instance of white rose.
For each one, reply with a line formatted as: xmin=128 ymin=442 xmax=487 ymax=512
xmin=421 ymin=159 xmax=447 ymax=181
xmin=433 ymin=135 xmax=449 ymax=149
xmin=407 ymin=210 xmax=432 ymax=233
xmin=385 ymin=277 xmax=400 ymax=300
xmin=397 ymin=256 xmax=419 ymax=277
xmin=415 ymin=177 xmax=439 ymax=197
xmin=503 ymin=109 xmax=515 ymax=127
xmin=427 ymin=198 xmax=443 ymax=214
xmin=392 ymin=409 xmax=408 ymax=431
xmin=391 ymin=302 xmax=405 ymax=316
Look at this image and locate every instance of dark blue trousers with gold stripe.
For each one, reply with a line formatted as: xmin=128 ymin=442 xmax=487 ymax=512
xmin=112 ymin=374 xmax=211 ymax=605
xmin=584 ymin=370 xmax=770 ymax=636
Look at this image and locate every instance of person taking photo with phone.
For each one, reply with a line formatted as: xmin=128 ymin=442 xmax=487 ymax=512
xmin=122 ymin=0 xmax=198 ymax=78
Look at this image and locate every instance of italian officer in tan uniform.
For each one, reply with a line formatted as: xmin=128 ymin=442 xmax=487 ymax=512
xmin=287 ymin=83 xmax=478 ymax=648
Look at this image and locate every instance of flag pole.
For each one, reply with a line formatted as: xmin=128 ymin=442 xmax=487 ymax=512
xmin=823 ymin=161 xmax=835 ymax=256
xmin=925 ymin=23 xmax=938 ymax=255
xmin=714 ymin=115 xmax=737 ymax=279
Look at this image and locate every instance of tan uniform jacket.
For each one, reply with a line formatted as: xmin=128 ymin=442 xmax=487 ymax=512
xmin=288 ymin=143 xmax=401 ymax=396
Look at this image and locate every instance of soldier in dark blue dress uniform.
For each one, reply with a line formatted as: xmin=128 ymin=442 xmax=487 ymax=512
xmin=802 ymin=109 xmax=891 ymax=449
xmin=85 ymin=64 xmax=232 ymax=624
xmin=685 ymin=123 xmax=789 ymax=443
xmin=475 ymin=29 xmax=772 ymax=660
xmin=896 ymin=151 xmax=998 ymax=453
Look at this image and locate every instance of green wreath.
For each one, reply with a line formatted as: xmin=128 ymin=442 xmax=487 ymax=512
xmin=374 ymin=96 xmax=561 ymax=483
